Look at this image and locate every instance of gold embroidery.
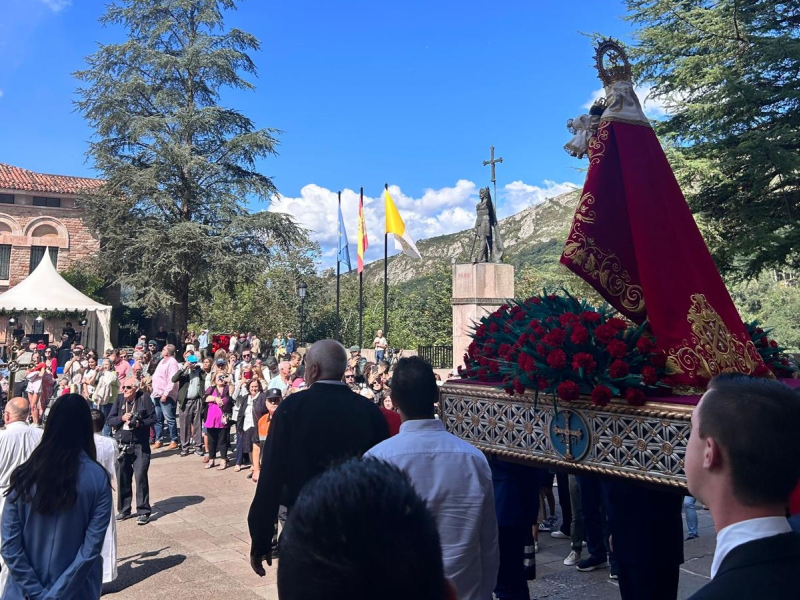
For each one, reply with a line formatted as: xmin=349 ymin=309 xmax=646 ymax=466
xmin=587 ymin=121 xmax=610 ymax=174
xmin=562 ymin=191 xmax=646 ymax=316
xmin=666 ymin=294 xmax=761 ymax=381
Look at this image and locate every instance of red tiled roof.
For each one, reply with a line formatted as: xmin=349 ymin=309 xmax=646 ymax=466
xmin=0 ymin=163 xmax=105 ymax=195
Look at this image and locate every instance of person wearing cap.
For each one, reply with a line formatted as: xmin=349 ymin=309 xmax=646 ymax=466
xmin=173 ymin=350 xmax=205 ymax=457
xmin=63 ymin=346 xmax=85 ymax=393
xmin=348 ymin=346 xmax=367 ymax=381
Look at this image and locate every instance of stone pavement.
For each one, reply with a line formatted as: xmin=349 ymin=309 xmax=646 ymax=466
xmin=106 ymin=447 xmax=716 ymax=599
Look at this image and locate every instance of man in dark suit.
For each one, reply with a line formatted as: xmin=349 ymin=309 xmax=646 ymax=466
xmin=248 ymin=339 xmax=389 ymax=576
xmin=687 ymin=374 xmax=800 ymax=600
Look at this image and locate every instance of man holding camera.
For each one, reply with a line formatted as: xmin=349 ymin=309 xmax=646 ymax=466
xmin=173 ymin=352 xmax=205 ymax=457
xmin=107 ymin=378 xmax=156 ymax=525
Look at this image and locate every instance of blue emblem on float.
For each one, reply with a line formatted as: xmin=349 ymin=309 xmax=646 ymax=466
xmin=549 ymin=409 xmax=590 ymax=461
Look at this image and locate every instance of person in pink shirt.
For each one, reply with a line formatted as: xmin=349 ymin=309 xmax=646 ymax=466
xmin=151 ymin=344 xmax=181 ymax=449
xmin=112 ymin=349 xmax=132 ymax=381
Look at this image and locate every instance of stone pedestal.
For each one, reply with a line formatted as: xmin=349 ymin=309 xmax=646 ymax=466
xmin=451 ymin=262 xmax=515 ymax=372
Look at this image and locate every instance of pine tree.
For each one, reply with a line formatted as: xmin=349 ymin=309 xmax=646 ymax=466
xmin=627 ymin=0 xmax=800 ymax=278
xmin=75 ymin=0 xmax=304 ymax=332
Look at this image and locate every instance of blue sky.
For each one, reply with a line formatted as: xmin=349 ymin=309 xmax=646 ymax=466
xmin=0 ymin=0 xmax=658 ymax=264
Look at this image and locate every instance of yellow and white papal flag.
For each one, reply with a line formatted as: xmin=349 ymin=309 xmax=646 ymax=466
xmin=384 ymin=187 xmax=421 ymax=259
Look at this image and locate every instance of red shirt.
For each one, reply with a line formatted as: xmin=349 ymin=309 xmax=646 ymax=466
xmin=380 ymin=406 xmax=401 ymax=437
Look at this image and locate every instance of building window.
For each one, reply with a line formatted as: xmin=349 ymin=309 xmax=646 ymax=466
xmin=29 ymin=246 xmax=58 ymax=273
xmin=32 ymin=197 xmax=61 ymax=208
xmin=0 ymin=194 xmax=13 ymax=205
xmin=0 ymin=245 xmax=10 ymax=280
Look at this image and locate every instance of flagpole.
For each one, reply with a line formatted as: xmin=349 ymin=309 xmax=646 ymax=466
xmin=336 ymin=190 xmax=342 ymax=342
xmin=383 ymin=183 xmax=389 ymax=337
xmin=358 ymin=186 xmax=364 ymax=350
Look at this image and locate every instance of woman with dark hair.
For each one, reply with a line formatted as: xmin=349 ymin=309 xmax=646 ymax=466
xmin=1 ymin=394 xmax=112 ymax=599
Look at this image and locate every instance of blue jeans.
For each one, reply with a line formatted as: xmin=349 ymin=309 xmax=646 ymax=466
xmin=159 ymin=398 xmax=179 ymax=443
xmin=684 ymin=496 xmax=698 ymax=537
xmin=98 ymin=403 xmax=113 ymax=437
xmin=153 ymin=398 xmax=163 ymax=441
xmin=375 ymin=349 xmax=385 ymax=363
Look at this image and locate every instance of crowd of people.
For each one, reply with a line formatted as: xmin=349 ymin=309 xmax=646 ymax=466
xmin=0 ymin=328 xmax=798 ymax=600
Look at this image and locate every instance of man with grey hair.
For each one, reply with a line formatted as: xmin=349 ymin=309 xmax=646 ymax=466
xmin=248 ymin=339 xmax=389 ymax=576
xmin=0 ymin=397 xmax=43 ymax=592
xmin=268 ymin=360 xmax=291 ymax=393
xmin=151 ymin=344 xmax=180 ymax=449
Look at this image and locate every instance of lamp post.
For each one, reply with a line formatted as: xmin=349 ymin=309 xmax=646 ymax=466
xmin=297 ymin=280 xmax=307 ymax=346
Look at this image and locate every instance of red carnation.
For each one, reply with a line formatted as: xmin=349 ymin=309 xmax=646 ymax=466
xmin=624 ymin=388 xmax=645 ymax=406
xmin=591 ymin=385 xmax=613 ymax=407
xmin=649 ymin=352 xmax=668 ymax=368
xmin=488 ymin=361 xmax=500 ymax=373
xmin=607 ymin=317 xmax=628 ymax=332
xmin=609 ymin=359 xmax=630 ymax=379
xmin=770 ymin=340 xmax=778 ymax=348
xmin=477 ymin=369 xmax=488 ymax=382
xmin=489 ymin=321 xmax=499 ymax=333
xmin=641 ymin=366 xmax=658 ymax=386
xmin=530 ymin=297 xmax=542 ymax=305
xmin=536 ymin=344 xmax=547 ymax=356
xmin=607 ymin=339 xmax=628 ymax=358
xmin=557 ymin=380 xmax=581 ymax=401
xmin=594 ymin=324 xmax=617 ymax=345
xmin=755 ymin=327 xmax=764 ymax=334
xmin=518 ymin=333 xmax=528 ymax=344
xmin=513 ymin=310 xmax=526 ymax=321
xmin=559 ymin=312 xmax=580 ymax=327
xmin=570 ymin=325 xmax=589 ymax=345
xmin=546 ymin=349 xmax=567 ymax=370
xmin=513 ymin=378 xmax=526 ymax=395
xmin=572 ymin=352 xmax=597 ymax=372
xmin=753 ymin=364 xmax=771 ymax=378
xmin=544 ymin=328 xmax=566 ymax=347
xmin=636 ymin=337 xmax=656 ymax=354
xmin=476 ymin=324 xmax=486 ymax=337
xmin=547 ymin=294 xmax=557 ymax=301
xmin=580 ymin=311 xmax=602 ymax=324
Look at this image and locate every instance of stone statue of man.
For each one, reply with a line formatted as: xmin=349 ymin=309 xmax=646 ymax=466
xmin=472 ymin=187 xmax=504 ymax=263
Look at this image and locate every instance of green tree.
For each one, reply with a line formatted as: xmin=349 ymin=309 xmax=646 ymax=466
xmin=75 ymin=0 xmax=302 ymax=332
xmin=627 ymin=0 xmax=800 ymax=278
xmin=61 ymin=262 xmax=106 ymax=302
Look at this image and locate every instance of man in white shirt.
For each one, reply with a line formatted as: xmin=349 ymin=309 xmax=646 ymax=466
xmin=685 ymin=374 xmax=800 ymax=600
xmin=366 ymin=356 xmax=499 ymax=600
xmin=268 ymin=361 xmax=291 ymax=393
xmin=0 ymin=397 xmax=44 ymax=592
xmin=372 ymin=329 xmax=388 ymax=363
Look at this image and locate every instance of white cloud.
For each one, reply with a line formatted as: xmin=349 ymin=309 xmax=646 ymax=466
xmin=499 ymin=180 xmax=579 ymax=218
xmin=41 ymin=0 xmax=71 ymax=12
xmin=269 ymin=178 xmax=579 ymax=267
xmin=582 ymin=83 xmax=681 ymax=120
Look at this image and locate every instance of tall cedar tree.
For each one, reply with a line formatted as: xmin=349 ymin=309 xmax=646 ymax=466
xmin=75 ymin=0 xmax=303 ymax=332
xmin=627 ymin=0 xmax=800 ymax=278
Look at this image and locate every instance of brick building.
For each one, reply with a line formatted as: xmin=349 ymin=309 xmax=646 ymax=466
xmin=0 ymin=163 xmax=103 ymax=291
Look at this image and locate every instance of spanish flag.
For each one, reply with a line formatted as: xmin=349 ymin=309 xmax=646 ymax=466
xmin=384 ymin=186 xmax=421 ymax=259
xmin=357 ymin=188 xmax=368 ymax=273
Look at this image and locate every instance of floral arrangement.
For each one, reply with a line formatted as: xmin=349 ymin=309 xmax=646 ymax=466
xmin=746 ymin=321 xmax=799 ymax=379
xmin=459 ymin=291 xmax=668 ymax=407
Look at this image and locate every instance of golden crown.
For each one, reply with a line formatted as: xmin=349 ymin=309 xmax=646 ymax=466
xmin=594 ymin=39 xmax=632 ymax=86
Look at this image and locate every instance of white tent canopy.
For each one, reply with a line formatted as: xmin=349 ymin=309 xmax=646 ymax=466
xmin=0 ymin=251 xmax=112 ymax=352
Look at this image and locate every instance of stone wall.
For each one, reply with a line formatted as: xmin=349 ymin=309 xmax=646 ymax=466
xmin=0 ymin=203 xmax=99 ymax=290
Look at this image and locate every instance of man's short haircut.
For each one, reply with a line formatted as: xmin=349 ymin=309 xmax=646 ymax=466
xmin=390 ymin=356 xmax=438 ymax=419
xmin=90 ymin=408 xmax=105 ymax=434
xmin=290 ymin=351 xmax=301 ymax=361
xmin=702 ymin=374 xmax=800 ymax=507
xmin=164 ymin=344 xmax=176 ymax=357
xmin=278 ymin=458 xmax=446 ymax=600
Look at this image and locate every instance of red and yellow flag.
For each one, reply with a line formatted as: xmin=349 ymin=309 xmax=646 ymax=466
xmin=357 ymin=187 xmax=368 ymax=272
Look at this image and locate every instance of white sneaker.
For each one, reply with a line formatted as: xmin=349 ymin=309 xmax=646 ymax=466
xmin=563 ymin=550 xmax=581 ymax=566
xmin=551 ymin=530 xmax=570 ymax=539
xmin=534 ymin=542 xmax=539 ymax=554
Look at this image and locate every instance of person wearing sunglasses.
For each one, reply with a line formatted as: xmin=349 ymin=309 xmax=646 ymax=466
xmin=107 ymin=378 xmax=156 ymax=525
xmin=343 ymin=369 xmax=358 ymax=392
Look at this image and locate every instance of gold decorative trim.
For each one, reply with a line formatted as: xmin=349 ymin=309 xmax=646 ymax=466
xmin=666 ymin=293 xmax=761 ymax=381
xmin=562 ymin=185 xmax=646 ymax=317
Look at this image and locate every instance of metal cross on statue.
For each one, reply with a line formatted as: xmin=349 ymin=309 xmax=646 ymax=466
xmin=553 ymin=410 xmax=584 ymax=461
xmin=482 ymin=145 xmax=504 ymax=184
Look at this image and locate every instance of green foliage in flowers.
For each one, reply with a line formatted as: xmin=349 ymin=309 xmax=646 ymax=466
xmin=461 ymin=291 xmax=668 ymax=407
xmin=744 ymin=321 xmax=799 ymax=379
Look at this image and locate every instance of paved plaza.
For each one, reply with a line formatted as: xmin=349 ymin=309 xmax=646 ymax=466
xmin=105 ymin=447 xmax=716 ymax=599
